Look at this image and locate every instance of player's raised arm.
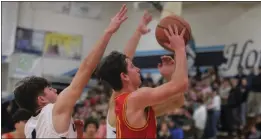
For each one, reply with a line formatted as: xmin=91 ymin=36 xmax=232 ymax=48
xmin=128 ymin=24 xmax=188 ymax=109
xmin=151 ymin=55 xmax=185 ymax=116
xmin=52 ymin=5 xmax=128 ymax=133
xmin=123 ymin=11 xmax=152 ymax=60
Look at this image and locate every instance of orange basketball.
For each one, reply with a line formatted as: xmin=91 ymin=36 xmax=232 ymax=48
xmin=155 ymin=15 xmax=192 ymax=51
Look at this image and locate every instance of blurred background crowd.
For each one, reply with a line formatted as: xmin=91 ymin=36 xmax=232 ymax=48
xmin=2 ymin=66 xmax=261 ymax=139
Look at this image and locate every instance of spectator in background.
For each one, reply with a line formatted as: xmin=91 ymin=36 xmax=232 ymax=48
xmin=193 ymin=94 xmax=207 ymax=139
xmin=245 ymin=115 xmax=261 ymax=139
xmin=248 ymin=67 xmax=261 ymax=117
xmin=227 ymin=78 xmax=242 ymax=136
xmin=219 ymin=79 xmax=231 ymax=106
xmin=74 ymin=104 xmax=88 ymax=120
xmin=239 ymin=78 xmax=249 ymax=128
xmin=2 ymin=109 xmax=31 ymax=138
xmin=208 ymin=89 xmax=221 ymax=138
xmin=247 ymin=68 xmax=255 ymax=88
xmin=219 ymin=78 xmax=231 ymax=135
xmin=246 ymin=125 xmax=261 ymax=139
xmin=157 ymin=122 xmax=172 ymax=139
xmin=144 ymin=72 xmax=154 ymax=84
xmin=235 ymin=67 xmax=246 ymax=87
xmin=83 ymin=117 xmax=99 ymax=139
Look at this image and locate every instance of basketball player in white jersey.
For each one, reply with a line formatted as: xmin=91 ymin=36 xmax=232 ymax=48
xmin=13 ymin=5 xmax=128 ymax=138
xmin=105 ymin=11 xmax=185 ymax=138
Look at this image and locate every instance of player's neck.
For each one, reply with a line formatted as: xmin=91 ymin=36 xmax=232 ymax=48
xmin=118 ymin=84 xmax=136 ymax=94
xmin=36 ymin=103 xmax=48 ymax=113
xmin=14 ymin=130 xmax=25 ymax=138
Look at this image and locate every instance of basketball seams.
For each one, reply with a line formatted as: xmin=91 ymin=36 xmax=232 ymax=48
xmin=156 ymin=24 xmax=190 ymax=44
xmin=155 ymin=15 xmax=192 ymax=49
xmin=158 ymin=16 xmax=191 ymax=39
xmin=165 ymin=17 xmax=192 ymax=36
xmin=158 ymin=18 xmax=191 ymax=40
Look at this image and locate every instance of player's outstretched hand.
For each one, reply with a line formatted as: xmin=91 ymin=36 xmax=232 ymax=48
xmin=106 ymin=4 xmax=128 ymax=34
xmin=137 ymin=10 xmax=152 ymax=34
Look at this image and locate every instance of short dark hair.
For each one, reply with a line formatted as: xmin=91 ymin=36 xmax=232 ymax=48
xmin=84 ymin=117 xmax=99 ymax=130
xmin=14 ymin=76 xmax=50 ymax=113
xmin=96 ymin=51 xmax=128 ymax=91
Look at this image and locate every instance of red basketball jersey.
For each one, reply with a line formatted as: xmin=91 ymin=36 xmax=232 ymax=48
xmin=115 ymin=93 xmax=157 ymax=138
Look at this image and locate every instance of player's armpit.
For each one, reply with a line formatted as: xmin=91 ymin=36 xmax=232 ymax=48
xmin=152 ymin=92 xmax=185 ymax=117
xmin=127 ymin=79 xmax=188 ymax=110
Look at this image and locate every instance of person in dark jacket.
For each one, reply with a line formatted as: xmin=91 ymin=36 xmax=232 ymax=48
xmin=239 ymin=78 xmax=250 ymax=127
xmin=226 ymin=78 xmax=242 ymax=136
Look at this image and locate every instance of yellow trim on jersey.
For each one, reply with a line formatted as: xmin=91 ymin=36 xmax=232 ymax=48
xmin=122 ymin=93 xmax=150 ymax=131
xmin=116 ymin=116 xmax=121 ymax=138
xmin=114 ymin=92 xmax=128 ymax=100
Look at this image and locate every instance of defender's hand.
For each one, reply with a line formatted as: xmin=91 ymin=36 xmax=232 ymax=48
xmin=137 ymin=11 xmax=152 ymax=35
xmin=106 ymin=4 xmax=128 ymax=34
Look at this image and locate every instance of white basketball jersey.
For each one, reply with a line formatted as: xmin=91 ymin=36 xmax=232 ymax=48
xmin=106 ymin=116 xmax=116 ymax=138
xmin=24 ymin=104 xmax=77 ymax=138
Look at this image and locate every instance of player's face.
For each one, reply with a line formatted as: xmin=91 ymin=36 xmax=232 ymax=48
xmin=43 ymin=86 xmax=58 ymax=103
xmin=242 ymin=79 xmax=247 ymax=86
xmin=125 ymin=59 xmax=141 ymax=88
xmin=231 ymin=78 xmax=238 ymax=87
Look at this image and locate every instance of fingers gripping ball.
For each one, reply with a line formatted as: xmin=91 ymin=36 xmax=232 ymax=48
xmin=155 ymin=15 xmax=192 ymax=51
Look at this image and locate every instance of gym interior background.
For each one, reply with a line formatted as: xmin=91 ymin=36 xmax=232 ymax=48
xmin=2 ymin=1 xmax=261 ymax=139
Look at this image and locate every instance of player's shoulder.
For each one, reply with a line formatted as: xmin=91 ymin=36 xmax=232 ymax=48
xmin=128 ymin=87 xmax=154 ymax=99
xmin=133 ymin=87 xmax=153 ymax=94
xmin=25 ymin=104 xmax=54 ymax=127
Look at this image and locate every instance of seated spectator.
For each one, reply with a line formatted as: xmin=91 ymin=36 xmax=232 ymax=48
xmin=157 ymin=122 xmax=172 ymax=139
xmin=83 ymin=117 xmax=99 ymax=139
xmin=246 ymin=126 xmax=261 ymax=139
xmin=193 ymin=95 xmax=207 ymax=139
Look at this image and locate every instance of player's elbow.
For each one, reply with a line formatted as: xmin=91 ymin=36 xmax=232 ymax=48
xmin=174 ymin=78 xmax=189 ymax=93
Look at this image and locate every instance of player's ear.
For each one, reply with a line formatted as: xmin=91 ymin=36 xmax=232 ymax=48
xmin=120 ymin=72 xmax=129 ymax=82
xmin=37 ymin=96 xmax=49 ymax=106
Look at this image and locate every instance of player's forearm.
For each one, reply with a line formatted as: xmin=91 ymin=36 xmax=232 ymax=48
xmin=70 ymin=31 xmax=113 ymax=92
xmin=123 ymin=29 xmax=142 ymax=59
xmin=153 ymin=93 xmax=184 ymax=117
xmin=169 ymin=48 xmax=188 ymax=89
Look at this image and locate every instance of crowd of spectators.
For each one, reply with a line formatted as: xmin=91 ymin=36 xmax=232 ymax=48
xmin=2 ymin=67 xmax=261 ymax=139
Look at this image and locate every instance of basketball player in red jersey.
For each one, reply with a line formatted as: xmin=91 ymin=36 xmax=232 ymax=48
xmin=96 ymin=24 xmax=188 ymax=138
